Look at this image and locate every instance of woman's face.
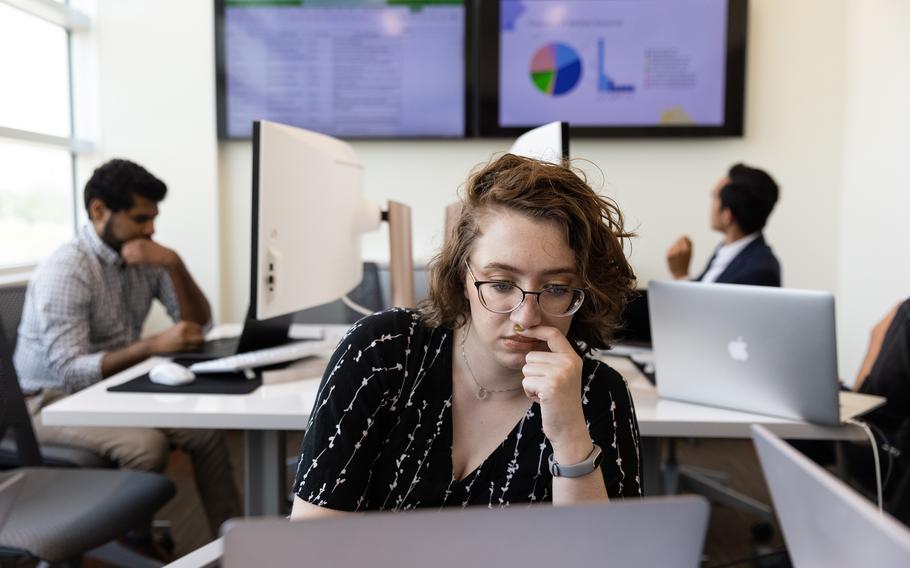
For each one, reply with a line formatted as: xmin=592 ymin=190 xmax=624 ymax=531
xmin=464 ymin=208 xmax=580 ymax=371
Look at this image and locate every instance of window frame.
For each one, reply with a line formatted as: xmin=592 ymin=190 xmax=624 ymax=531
xmin=0 ymin=0 xmax=94 ymax=278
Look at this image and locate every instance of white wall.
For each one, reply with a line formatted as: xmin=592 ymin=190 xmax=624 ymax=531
xmin=89 ymin=0 xmax=221 ymax=332
xmin=87 ymin=0 xmax=909 ymax=381
xmin=835 ymin=0 xmax=910 ymax=384
xmin=219 ymin=0 xmax=849 ymax=322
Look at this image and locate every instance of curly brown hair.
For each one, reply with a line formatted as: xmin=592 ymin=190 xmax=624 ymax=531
xmin=418 ymin=153 xmax=636 ymax=353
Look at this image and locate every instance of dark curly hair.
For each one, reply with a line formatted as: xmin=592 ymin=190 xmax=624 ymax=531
xmin=83 ymin=158 xmax=167 ymax=214
xmin=419 ymin=153 xmax=636 ymax=353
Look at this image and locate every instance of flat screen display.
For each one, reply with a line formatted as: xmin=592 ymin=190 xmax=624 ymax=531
xmin=475 ymin=0 xmax=746 ymax=137
xmin=216 ymin=0 xmax=466 ymax=139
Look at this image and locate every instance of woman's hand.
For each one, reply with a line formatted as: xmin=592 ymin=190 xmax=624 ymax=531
xmin=519 ymin=325 xmax=592 ymax=464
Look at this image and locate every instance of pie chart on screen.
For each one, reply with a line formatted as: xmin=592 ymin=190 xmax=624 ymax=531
xmin=530 ymin=43 xmax=582 ymax=96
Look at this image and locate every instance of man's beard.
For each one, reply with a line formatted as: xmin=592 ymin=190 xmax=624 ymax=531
xmin=100 ymin=218 xmax=123 ymax=253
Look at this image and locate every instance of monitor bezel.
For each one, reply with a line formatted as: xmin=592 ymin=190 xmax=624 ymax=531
xmin=472 ymin=0 xmax=748 ymax=138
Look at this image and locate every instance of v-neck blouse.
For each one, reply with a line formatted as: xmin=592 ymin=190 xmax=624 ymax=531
xmin=293 ymin=308 xmax=642 ymax=511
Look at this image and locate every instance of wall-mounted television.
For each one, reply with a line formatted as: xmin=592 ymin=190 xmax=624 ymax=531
xmin=216 ymin=0 xmax=747 ymax=140
xmin=216 ymin=0 xmax=467 ymax=140
xmin=474 ymin=0 xmax=747 ymax=138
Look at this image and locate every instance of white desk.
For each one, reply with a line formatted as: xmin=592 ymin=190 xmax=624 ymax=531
xmin=602 ymin=355 xmax=885 ymax=494
xmin=42 ymin=326 xmax=884 ymax=514
xmin=41 ymin=324 xmax=348 ymax=516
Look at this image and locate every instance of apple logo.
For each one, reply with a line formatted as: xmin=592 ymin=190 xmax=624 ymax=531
xmin=728 ymin=336 xmax=749 ymax=362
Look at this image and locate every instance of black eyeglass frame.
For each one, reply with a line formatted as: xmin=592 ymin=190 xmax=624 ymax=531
xmin=466 ymin=264 xmax=587 ymax=317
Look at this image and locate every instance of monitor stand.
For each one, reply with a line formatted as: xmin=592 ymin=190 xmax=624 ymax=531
xmin=236 ymin=306 xmax=295 ymax=353
xmin=386 ymin=200 xmax=415 ymax=308
xmin=178 ymin=306 xmax=295 ymax=361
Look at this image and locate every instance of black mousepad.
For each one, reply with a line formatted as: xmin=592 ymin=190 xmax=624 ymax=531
xmin=107 ymin=370 xmax=261 ymax=395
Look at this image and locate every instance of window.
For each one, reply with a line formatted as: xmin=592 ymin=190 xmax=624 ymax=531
xmin=0 ymin=0 xmax=92 ymax=272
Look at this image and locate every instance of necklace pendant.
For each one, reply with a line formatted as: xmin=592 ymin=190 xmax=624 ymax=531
xmin=476 ymin=387 xmax=489 ymax=400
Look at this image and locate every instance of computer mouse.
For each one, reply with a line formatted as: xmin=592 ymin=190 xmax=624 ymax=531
xmin=149 ymin=362 xmax=196 ymax=386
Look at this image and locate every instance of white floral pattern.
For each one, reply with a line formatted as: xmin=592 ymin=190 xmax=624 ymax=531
xmin=294 ymin=309 xmax=642 ymax=511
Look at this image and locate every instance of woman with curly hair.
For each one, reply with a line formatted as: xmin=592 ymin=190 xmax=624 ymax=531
xmin=291 ymin=153 xmax=641 ymax=518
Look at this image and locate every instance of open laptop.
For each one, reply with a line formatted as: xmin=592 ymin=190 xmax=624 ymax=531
xmin=649 ymin=280 xmax=881 ymax=425
xmin=222 ymin=497 xmax=709 ymax=568
xmin=752 ymin=424 xmax=910 ymax=567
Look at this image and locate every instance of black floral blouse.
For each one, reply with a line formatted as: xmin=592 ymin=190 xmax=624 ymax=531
xmin=293 ymin=308 xmax=642 ymax=511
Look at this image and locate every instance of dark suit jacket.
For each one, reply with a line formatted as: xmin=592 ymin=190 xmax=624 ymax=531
xmin=696 ymin=234 xmax=781 ymax=287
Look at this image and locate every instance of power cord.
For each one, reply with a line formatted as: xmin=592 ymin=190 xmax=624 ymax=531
xmin=863 ymin=420 xmax=899 ymax=491
xmin=847 ymin=417 xmax=883 ymax=514
xmin=341 ymin=294 xmax=375 ymax=317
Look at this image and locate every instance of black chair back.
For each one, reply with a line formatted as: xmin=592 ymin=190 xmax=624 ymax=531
xmin=0 ymin=315 xmax=42 ymax=467
xmin=0 ymin=285 xmax=27 ymax=356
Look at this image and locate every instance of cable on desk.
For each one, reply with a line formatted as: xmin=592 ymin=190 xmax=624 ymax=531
xmin=847 ymin=417 xmax=883 ymax=514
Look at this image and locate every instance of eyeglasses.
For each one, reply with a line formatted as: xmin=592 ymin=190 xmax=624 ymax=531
xmin=466 ymin=264 xmax=586 ymax=317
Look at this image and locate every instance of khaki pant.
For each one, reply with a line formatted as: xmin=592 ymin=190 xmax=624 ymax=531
xmin=28 ymin=389 xmax=242 ymax=536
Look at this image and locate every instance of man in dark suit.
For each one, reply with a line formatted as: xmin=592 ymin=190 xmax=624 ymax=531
xmin=666 ymin=164 xmax=781 ymax=287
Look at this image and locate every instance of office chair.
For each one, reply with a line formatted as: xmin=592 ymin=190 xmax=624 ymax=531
xmin=662 ymin=439 xmax=773 ymax=520
xmin=0 ymin=283 xmax=115 ymax=469
xmin=0 ymin=315 xmax=176 ymax=567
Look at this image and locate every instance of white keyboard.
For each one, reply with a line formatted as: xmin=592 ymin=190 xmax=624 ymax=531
xmin=188 ymin=340 xmax=327 ymax=374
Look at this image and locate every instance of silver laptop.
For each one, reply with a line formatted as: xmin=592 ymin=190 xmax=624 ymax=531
xmin=752 ymin=424 xmax=910 ymax=567
xmin=223 ymin=497 xmax=709 ymax=568
xmin=649 ymin=279 xmax=846 ymax=425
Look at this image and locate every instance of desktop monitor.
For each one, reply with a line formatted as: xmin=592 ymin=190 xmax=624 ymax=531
xmin=474 ymin=0 xmax=747 ymax=138
xmin=508 ymin=120 xmax=569 ymax=165
xmin=251 ymin=120 xmax=381 ymax=321
xmin=215 ymin=0 xmax=467 ymax=139
xmin=444 ymin=120 xmax=571 ymax=241
xmin=752 ymin=424 xmax=910 ymax=568
xmin=199 ymin=120 xmax=413 ymax=359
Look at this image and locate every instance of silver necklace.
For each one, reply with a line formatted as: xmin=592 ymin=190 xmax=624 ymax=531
xmin=460 ymin=328 xmax=523 ymax=400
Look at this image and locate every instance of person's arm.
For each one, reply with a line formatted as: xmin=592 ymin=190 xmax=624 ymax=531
xmin=289 ymin=313 xmax=399 ymax=517
xmin=290 ymin=496 xmax=352 ymax=520
xmin=854 ymin=303 xmax=902 ymax=391
xmin=666 ymin=235 xmax=693 ymax=280
xmin=162 ymin=254 xmax=211 ymax=326
xmin=587 ymin=365 xmax=643 ymax=497
xmin=31 ymin=265 xmax=106 ymax=392
xmin=519 ymin=326 xmax=610 ymax=504
xmin=99 ymin=321 xmax=205 ymax=378
xmin=121 ymin=239 xmax=211 ymax=326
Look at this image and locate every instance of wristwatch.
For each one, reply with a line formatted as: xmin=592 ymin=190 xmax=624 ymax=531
xmin=548 ymin=443 xmax=604 ymax=478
